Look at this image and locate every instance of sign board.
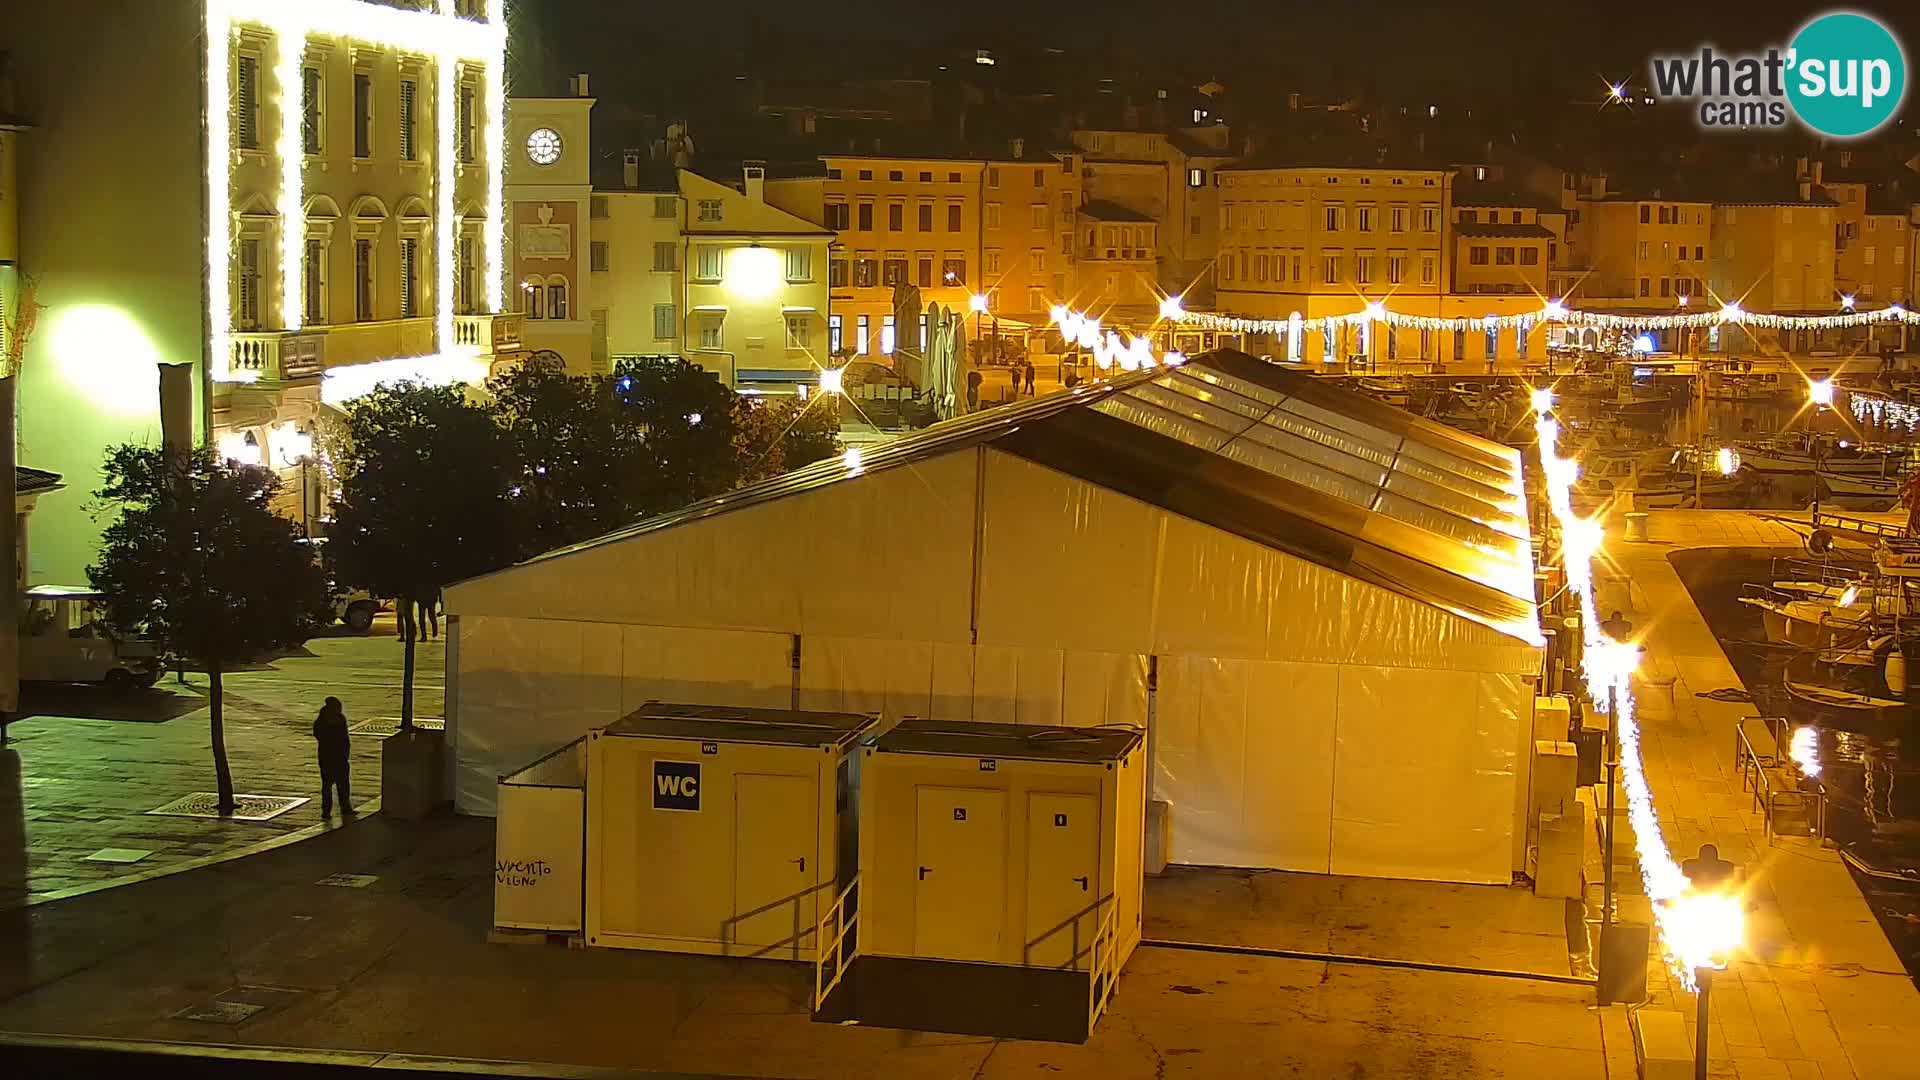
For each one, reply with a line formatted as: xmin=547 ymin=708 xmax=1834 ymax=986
xmin=652 ymin=760 xmax=702 ymax=811
xmin=493 ymin=782 xmax=584 ymax=932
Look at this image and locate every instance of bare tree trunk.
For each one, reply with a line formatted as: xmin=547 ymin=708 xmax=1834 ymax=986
xmin=209 ymin=661 xmax=236 ymax=812
xmin=398 ymin=594 xmax=415 ymax=732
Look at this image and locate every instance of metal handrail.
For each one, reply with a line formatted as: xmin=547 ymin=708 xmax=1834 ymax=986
xmin=1733 ymin=717 xmax=1827 ymax=843
xmin=812 ymin=875 xmax=859 ymax=1012
xmin=1087 ymin=902 xmax=1120 ymax=1033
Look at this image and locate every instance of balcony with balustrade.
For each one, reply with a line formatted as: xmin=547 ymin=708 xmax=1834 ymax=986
xmin=229 ymin=331 xmax=327 ymax=381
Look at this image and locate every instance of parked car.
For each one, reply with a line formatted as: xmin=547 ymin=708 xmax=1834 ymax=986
xmin=298 ymin=537 xmax=385 ymax=633
xmin=19 ymin=585 xmax=164 ymax=692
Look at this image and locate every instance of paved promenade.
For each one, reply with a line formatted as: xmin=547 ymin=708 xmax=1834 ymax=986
xmin=1604 ymin=509 xmax=1920 ymax=1079
xmin=1 ymin=619 xmax=441 ymax=908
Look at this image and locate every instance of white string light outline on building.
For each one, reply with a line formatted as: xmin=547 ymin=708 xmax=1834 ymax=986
xmin=207 ymin=0 xmax=508 ymax=386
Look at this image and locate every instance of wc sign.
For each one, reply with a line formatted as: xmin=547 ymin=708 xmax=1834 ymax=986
xmin=652 ymin=760 xmax=701 ymax=811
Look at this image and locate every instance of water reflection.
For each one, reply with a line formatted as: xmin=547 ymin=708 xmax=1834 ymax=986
xmin=1678 ymin=549 xmax=1920 ymax=987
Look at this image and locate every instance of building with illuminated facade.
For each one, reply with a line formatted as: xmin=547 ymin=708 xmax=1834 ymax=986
xmin=820 ymin=145 xmax=1080 ymax=364
xmin=3 ymin=0 xmax=517 ymax=584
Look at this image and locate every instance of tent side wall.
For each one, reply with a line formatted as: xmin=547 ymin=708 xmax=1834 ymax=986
xmin=447 ymin=447 xmax=1540 ymax=883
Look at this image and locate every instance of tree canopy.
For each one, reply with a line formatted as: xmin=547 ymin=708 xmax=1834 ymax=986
xmin=89 ymin=445 xmax=328 ymax=667
xmin=328 ymin=381 xmax=521 ymax=604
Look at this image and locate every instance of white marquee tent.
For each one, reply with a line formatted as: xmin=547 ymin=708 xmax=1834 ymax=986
xmin=444 ymin=353 xmax=1545 ymax=884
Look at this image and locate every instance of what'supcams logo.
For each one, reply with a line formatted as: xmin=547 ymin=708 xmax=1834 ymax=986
xmin=1649 ymin=11 xmax=1906 ymax=138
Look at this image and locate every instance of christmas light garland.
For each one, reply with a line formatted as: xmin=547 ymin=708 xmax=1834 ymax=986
xmin=1533 ymin=399 xmax=1745 ymax=989
xmin=1177 ymin=298 xmax=1917 ymax=336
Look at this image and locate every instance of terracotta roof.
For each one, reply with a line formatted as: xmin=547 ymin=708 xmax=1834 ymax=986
xmin=1079 ymin=199 xmax=1157 ymax=223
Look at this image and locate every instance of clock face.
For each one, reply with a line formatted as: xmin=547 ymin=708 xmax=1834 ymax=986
xmin=525 ymin=127 xmax=563 ymax=166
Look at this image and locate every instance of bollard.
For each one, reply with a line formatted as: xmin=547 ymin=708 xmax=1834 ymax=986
xmin=1624 ymin=512 xmax=1650 ymax=542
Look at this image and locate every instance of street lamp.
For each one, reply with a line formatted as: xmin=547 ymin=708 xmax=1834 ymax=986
xmin=1808 ymin=378 xmax=1834 ymax=516
xmin=1159 ymin=294 xmax=1184 ymax=354
xmin=969 ymin=293 xmax=999 ymax=387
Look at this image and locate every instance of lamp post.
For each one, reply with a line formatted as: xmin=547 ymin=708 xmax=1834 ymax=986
xmin=1602 ymin=682 xmax=1619 ymax=933
xmin=1809 ymin=378 xmax=1834 ymax=517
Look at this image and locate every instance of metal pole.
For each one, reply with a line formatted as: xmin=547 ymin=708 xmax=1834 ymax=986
xmin=1603 ymin=682 xmax=1619 ymax=933
xmin=300 ymin=456 xmax=311 ymax=537
xmin=1694 ymin=967 xmax=1713 ymax=1080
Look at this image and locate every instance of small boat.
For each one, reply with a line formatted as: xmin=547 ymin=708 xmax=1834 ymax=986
xmin=1840 ymin=845 xmax=1920 ymax=887
xmin=1783 ymin=679 xmax=1908 ymax=721
xmin=1572 ymin=452 xmax=1739 ymax=510
xmin=1741 ymin=596 xmax=1869 ymax=648
xmin=1737 ymin=440 xmax=1913 ymax=477
xmin=1817 ymin=471 xmax=1905 ymax=499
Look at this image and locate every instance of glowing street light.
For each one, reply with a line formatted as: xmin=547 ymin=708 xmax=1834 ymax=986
xmin=1715 ymin=447 xmax=1739 ymax=476
xmin=1529 ymin=386 xmax=1555 ymax=415
xmin=968 ymin=293 xmax=990 ymax=314
xmin=1808 ymin=378 xmax=1834 ymax=407
xmin=217 ymin=430 xmax=262 ymax=467
xmin=817 ymin=366 xmax=845 ymax=395
xmin=1158 ymin=294 xmax=1185 ymax=321
xmin=1841 ymin=293 xmax=1857 ymax=310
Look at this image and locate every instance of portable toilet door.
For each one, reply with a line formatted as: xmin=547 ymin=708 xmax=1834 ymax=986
xmin=815 ymin=719 xmax=1145 ymax=1043
xmin=583 ymin=702 xmax=876 ymax=960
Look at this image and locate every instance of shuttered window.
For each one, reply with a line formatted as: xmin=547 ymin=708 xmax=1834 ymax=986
xmin=303 ymin=240 xmax=325 ymax=323
xmin=237 ymin=239 xmax=261 ymax=328
xmin=354 ymin=240 xmax=373 ymax=321
xmin=399 ymin=238 xmax=419 ymax=318
xmin=301 ymin=67 xmax=321 ymax=155
xmin=398 ymin=79 xmax=417 ymax=161
xmin=235 ymin=56 xmax=259 ymax=150
xmin=353 ymin=73 xmax=372 ymax=158
xmin=459 ymin=83 xmax=476 ymax=163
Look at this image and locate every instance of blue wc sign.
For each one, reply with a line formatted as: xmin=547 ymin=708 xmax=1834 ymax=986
xmin=652 ymin=760 xmax=701 ymax=811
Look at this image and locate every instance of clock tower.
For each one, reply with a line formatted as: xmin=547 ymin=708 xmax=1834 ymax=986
xmin=505 ymin=77 xmax=596 ymax=371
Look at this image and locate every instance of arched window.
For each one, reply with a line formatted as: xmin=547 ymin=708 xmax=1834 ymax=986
xmin=546 ymin=275 xmax=569 ymax=321
xmin=523 ymin=275 xmax=546 ymax=319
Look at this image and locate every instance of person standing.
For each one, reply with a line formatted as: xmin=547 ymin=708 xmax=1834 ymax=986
xmin=313 ymin=696 xmax=352 ymax=818
xmin=1023 ymin=360 xmax=1036 ymax=396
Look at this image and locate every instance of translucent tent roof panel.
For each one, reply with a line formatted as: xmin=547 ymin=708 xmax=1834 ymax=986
xmin=1095 ymin=368 xmax=1531 ymax=566
xmin=459 ymin=351 xmax=1540 ymax=644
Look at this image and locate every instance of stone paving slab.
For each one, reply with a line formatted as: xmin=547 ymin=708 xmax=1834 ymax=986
xmin=1 ymin=620 xmax=442 ymax=907
xmin=0 ymin=814 xmax=1612 ymax=1080
xmin=1602 ymin=509 xmax=1920 ymax=1080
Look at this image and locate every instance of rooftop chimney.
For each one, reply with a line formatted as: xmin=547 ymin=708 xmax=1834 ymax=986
xmin=569 ymin=73 xmax=591 ymax=98
xmin=623 ymin=149 xmax=641 ymax=190
xmin=1010 ymin=136 xmax=1025 ymax=159
xmin=743 ymin=160 xmax=766 ymax=203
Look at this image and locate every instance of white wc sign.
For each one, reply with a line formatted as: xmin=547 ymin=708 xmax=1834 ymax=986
xmin=653 ymin=760 xmax=701 ymax=811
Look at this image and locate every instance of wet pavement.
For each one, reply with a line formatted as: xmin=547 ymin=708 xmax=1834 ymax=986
xmin=0 ymin=617 xmax=443 ymax=907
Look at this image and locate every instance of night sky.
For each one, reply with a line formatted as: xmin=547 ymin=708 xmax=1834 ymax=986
xmin=516 ymin=0 xmax=1920 ymax=112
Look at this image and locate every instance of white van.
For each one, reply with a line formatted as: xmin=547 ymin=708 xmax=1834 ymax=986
xmin=20 ymin=586 xmax=165 ymax=691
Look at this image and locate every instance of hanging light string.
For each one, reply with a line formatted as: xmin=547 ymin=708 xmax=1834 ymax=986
xmin=1850 ymin=391 xmax=1920 ymax=431
xmin=1048 ymin=305 xmax=1185 ymax=370
xmin=1176 ymin=299 xmax=1915 ymax=335
xmin=1532 ymin=396 xmax=1745 ymax=990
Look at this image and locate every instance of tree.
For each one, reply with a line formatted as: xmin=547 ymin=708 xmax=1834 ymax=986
xmin=88 ymin=446 xmax=328 ymax=811
xmin=612 ymin=357 xmax=741 ymax=512
xmin=329 ymin=382 xmax=519 ymax=730
xmin=732 ymin=396 xmax=844 ymax=485
xmin=490 ymin=362 xmax=654 ymax=551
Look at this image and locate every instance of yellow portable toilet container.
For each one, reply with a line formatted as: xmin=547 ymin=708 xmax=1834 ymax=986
xmin=584 ymin=702 xmax=877 ymax=960
xmin=814 ymin=719 xmax=1145 ymax=1043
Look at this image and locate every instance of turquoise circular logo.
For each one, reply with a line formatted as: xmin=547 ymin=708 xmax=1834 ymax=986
xmin=1787 ymin=12 xmax=1906 ymax=138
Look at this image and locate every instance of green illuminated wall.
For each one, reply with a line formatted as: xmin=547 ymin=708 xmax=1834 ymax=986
xmin=5 ymin=1 xmax=208 ymax=584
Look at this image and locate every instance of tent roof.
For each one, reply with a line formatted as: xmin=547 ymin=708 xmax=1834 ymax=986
xmin=484 ymin=351 xmax=1539 ymax=643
